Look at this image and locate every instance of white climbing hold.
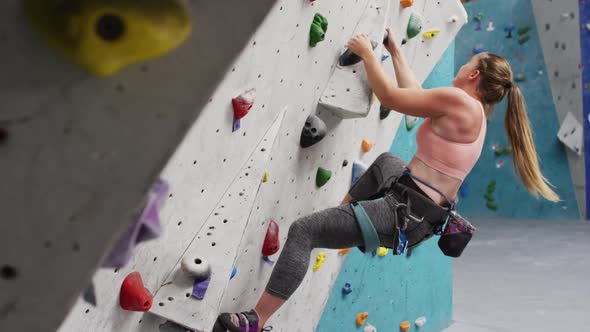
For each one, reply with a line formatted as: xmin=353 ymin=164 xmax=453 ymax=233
xmin=586 ymin=23 xmax=590 ymax=31
xmin=364 ymin=323 xmax=377 ymax=332
xmin=447 ymin=15 xmax=458 ymax=24
xmin=415 ymin=316 xmax=427 ymax=327
xmin=181 ymin=256 xmax=211 ymax=281
xmin=486 ymin=20 xmax=495 ymax=32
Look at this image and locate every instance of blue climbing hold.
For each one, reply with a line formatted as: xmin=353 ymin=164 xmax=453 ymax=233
xmin=351 ymin=161 xmax=368 ymax=187
xmin=473 ymin=43 xmax=485 ymax=54
xmin=230 ymin=266 xmax=237 ymax=280
xmin=459 ymin=182 xmax=470 ymax=198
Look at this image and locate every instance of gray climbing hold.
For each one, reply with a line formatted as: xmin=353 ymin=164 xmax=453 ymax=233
xmin=405 ymin=115 xmax=419 ymax=130
xmin=300 ymin=114 xmax=327 ymax=148
xmin=407 ymin=13 xmax=423 ymax=39
xmin=82 ymin=282 xmax=97 ymax=306
xmin=380 ymin=105 xmax=391 ymax=120
xmin=339 ymin=40 xmax=379 ymax=66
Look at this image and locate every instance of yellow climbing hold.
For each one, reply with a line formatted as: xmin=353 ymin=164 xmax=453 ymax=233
xmin=24 ymin=0 xmax=192 ymax=76
xmin=422 ymin=29 xmax=440 ymax=40
xmin=262 ymin=171 xmax=269 ymax=183
xmin=400 ymin=320 xmax=411 ymax=331
xmin=361 ymin=139 xmax=373 ymax=153
xmin=312 ymin=252 xmax=326 ymax=271
xmin=338 ymin=248 xmax=352 ymax=255
xmin=377 ymin=247 xmax=389 ymax=256
xmin=356 ymin=312 xmax=369 ymax=327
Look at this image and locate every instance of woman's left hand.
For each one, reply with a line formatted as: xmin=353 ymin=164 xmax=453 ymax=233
xmin=347 ymin=34 xmax=374 ymax=60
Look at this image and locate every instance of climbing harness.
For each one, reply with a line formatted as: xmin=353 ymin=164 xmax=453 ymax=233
xmin=352 ymin=168 xmax=475 ymax=257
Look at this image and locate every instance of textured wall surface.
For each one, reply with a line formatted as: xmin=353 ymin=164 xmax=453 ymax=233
xmin=0 ymin=1 xmax=278 ymax=331
xmin=1 ymin=1 xmax=468 ymax=331
xmin=455 ymin=0 xmax=580 ymax=220
xmin=316 ymin=43 xmax=456 ymax=332
xmin=530 ymin=0 xmax=586 ymax=217
xmin=581 ymin=0 xmax=590 ymax=218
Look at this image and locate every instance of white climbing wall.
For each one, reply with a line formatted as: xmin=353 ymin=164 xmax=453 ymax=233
xmin=56 ymin=1 xmax=467 ymax=332
xmin=0 ymin=1 xmax=277 ymax=331
xmin=56 ymin=1 xmax=468 ymax=331
xmin=531 ymin=0 xmax=586 ymax=217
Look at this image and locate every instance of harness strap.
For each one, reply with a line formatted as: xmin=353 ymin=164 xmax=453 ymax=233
xmin=351 ymin=200 xmax=382 ymax=254
xmin=402 ymin=168 xmax=457 ymax=211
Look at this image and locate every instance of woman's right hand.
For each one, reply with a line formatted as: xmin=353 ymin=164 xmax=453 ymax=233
xmin=384 ymin=27 xmax=401 ymax=56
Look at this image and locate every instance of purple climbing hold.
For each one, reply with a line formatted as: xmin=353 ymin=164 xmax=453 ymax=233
xmin=232 ymin=117 xmax=241 ymax=132
xmin=192 ymin=276 xmax=211 ymax=300
xmin=262 ymin=255 xmax=275 ymax=266
xmin=102 ymin=178 xmax=169 ymax=268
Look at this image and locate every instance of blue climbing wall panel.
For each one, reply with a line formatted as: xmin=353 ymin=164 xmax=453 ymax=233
xmin=455 ymin=0 xmax=579 ymax=219
xmin=581 ymin=1 xmax=590 ymax=218
xmin=316 ymin=44 xmax=455 ymax=332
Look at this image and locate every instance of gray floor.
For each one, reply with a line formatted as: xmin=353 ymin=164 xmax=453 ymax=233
xmin=443 ymin=217 xmax=590 ymax=332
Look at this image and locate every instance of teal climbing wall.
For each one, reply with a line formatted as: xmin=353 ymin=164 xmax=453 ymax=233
xmin=455 ymin=0 xmax=579 ymax=219
xmin=316 ymin=43 xmax=455 ymax=332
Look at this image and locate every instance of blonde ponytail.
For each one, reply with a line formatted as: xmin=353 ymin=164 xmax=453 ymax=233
xmin=504 ymin=84 xmax=560 ymax=202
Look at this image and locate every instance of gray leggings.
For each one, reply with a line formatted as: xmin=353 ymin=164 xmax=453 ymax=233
xmin=265 ymin=153 xmax=410 ymax=300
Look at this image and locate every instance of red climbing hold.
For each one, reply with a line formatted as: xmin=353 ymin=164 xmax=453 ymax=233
xmin=262 ymin=220 xmax=280 ymax=256
xmin=232 ymin=89 xmax=256 ymax=120
xmin=120 ymin=272 xmax=153 ymax=312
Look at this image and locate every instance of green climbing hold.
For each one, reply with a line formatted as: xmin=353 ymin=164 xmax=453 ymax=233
xmin=494 ymin=146 xmax=512 ymax=156
xmin=310 ymin=13 xmax=328 ymax=47
xmin=405 ymin=115 xmax=419 ymax=130
xmin=407 ymin=13 xmax=423 ymax=39
xmin=514 ymin=73 xmax=526 ymax=82
xmin=518 ymin=34 xmax=530 ymax=45
xmin=484 ymin=193 xmax=495 ymax=202
xmin=316 ymin=167 xmax=332 ymax=187
xmin=517 ymin=26 xmax=531 ymax=35
xmin=473 ymin=13 xmax=484 ymax=22
xmin=486 ymin=201 xmax=498 ymax=211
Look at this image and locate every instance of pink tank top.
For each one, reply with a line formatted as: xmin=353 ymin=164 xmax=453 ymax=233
xmin=414 ymin=105 xmax=486 ymax=180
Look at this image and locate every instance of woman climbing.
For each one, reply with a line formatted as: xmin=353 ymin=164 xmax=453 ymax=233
xmin=213 ymin=27 xmax=560 ymax=332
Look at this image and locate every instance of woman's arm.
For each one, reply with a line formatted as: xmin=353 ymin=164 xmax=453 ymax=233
xmin=385 ymin=30 xmax=422 ymax=90
xmin=362 ymin=53 xmax=471 ymax=119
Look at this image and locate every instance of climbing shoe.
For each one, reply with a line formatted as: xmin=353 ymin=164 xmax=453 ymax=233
xmin=213 ymin=309 xmax=273 ymax=332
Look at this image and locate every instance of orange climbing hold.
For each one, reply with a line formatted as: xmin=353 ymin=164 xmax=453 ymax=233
xmin=361 ymin=139 xmax=373 ymax=153
xmin=400 ymin=0 xmax=413 ymax=8
xmin=356 ymin=312 xmax=369 ymax=327
xmin=400 ymin=320 xmax=411 ymax=331
xmin=338 ymin=248 xmax=352 ymax=255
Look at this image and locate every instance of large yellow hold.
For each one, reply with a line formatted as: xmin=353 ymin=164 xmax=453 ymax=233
xmin=24 ymin=0 xmax=192 ymax=76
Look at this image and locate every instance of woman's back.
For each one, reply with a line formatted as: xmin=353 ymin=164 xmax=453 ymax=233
xmin=409 ymin=97 xmax=486 ymax=206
